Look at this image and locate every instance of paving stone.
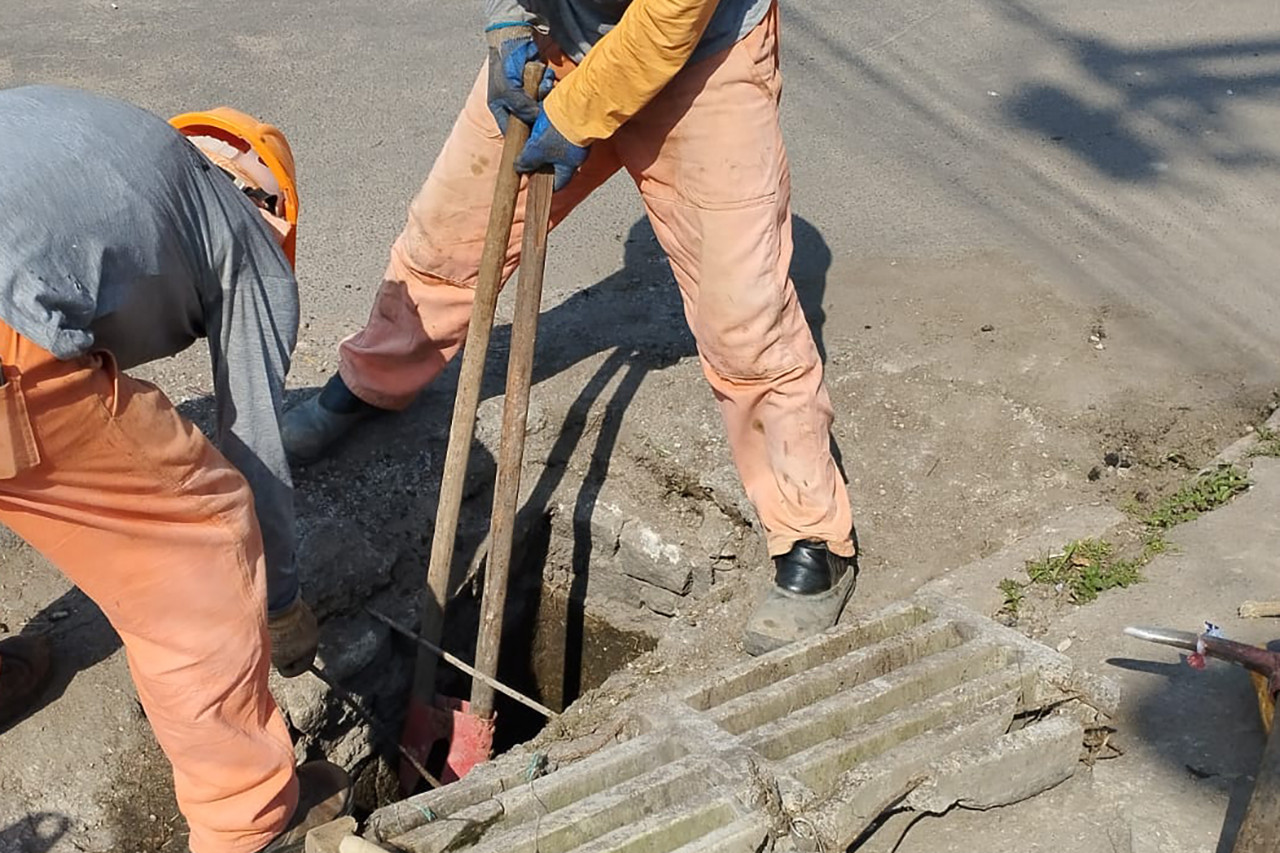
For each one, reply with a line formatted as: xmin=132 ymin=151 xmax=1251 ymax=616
xmin=297 ymin=519 xmax=396 ymax=620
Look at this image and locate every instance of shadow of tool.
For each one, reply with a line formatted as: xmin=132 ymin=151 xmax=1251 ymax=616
xmin=0 ymin=813 xmax=72 ymax=853
xmin=1107 ymin=636 xmax=1280 ymax=852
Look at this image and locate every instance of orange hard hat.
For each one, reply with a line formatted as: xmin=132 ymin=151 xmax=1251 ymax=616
xmin=169 ymin=107 xmax=299 ymax=266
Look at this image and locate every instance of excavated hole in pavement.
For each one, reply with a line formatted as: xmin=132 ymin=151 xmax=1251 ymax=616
xmin=354 ymin=512 xmax=657 ymax=810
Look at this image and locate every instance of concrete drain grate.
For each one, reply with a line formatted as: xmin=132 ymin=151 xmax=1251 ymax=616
xmin=361 ymin=593 xmax=1118 ymax=853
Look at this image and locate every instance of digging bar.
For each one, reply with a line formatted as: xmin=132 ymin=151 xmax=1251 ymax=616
xmin=398 ymin=61 xmax=546 ymax=793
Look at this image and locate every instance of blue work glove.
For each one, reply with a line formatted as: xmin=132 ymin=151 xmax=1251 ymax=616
xmin=514 ymin=108 xmax=590 ymax=191
xmin=486 ymin=24 xmax=556 ymax=134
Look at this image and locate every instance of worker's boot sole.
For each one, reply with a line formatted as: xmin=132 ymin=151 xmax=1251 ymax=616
xmin=741 ymin=568 xmax=858 ymax=657
xmin=0 ymin=634 xmax=53 ymax=731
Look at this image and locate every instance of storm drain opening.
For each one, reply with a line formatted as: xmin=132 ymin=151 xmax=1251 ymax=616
xmin=358 ymin=510 xmax=658 ymax=803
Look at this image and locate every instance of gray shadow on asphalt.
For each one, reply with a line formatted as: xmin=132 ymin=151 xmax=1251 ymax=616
xmin=0 ymin=812 xmax=72 ymax=853
xmin=1107 ymin=645 xmax=1276 ymax=851
xmin=994 ymin=0 xmax=1280 ymax=181
xmin=1 ymin=587 xmax=121 ymax=736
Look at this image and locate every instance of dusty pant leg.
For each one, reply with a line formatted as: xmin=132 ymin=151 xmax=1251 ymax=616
xmin=338 ymin=61 xmax=621 ymax=411
xmin=0 ymin=325 xmax=297 ymax=853
xmin=617 ymin=7 xmax=854 ymax=557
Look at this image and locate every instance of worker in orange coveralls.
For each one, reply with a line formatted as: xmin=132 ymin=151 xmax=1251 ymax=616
xmin=282 ymin=0 xmax=858 ymax=655
xmin=0 ymin=86 xmax=350 ymax=853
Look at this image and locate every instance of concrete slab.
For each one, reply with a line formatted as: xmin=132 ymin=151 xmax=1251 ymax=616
xmin=365 ymin=595 xmax=1114 ymax=853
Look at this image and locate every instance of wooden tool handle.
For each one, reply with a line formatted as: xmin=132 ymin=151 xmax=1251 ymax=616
xmin=409 ymin=60 xmax=548 ymax=713
xmin=470 ymin=154 xmax=555 ymax=719
xmin=1240 ymin=601 xmax=1280 ymax=619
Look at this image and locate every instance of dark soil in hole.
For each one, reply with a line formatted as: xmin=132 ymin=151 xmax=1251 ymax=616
xmin=388 ymin=511 xmax=657 ymax=793
xmin=491 ymin=515 xmax=656 ymax=750
xmin=491 ymin=585 xmax=656 ymax=752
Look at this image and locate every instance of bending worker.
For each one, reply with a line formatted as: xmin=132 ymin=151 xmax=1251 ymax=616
xmin=0 ymin=85 xmax=348 ymax=853
xmin=282 ymin=0 xmax=858 ymax=653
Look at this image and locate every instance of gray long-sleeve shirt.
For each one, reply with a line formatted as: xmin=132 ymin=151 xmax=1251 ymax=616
xmin=0 ymin=85 xmax=300 ymax=613
xmin=486 ymin=0 xmax=771 ymax=65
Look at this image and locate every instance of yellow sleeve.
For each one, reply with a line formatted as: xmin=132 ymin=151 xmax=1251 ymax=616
xmin=543 ymin=0 xmax=721 ymax=146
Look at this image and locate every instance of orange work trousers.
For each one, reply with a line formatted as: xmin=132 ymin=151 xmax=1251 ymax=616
xmin=0 ymin=322 xmax=296 ymax=853
xmin=339 ymin=6 xmax=854 ymax=557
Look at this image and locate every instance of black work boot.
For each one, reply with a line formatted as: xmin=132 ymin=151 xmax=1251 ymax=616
xmin=280 ymin=374 xmax=384 ymax=465
xmin=256 ymin=761 xmax=353 ymax=853
xmin=741 ymin=541 xmax=858 ymax=657
xmin=0 ymin=634 xmax=53 ymax=731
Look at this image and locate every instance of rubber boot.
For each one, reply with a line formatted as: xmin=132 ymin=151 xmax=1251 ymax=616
xmin=280 ymin=374 xmax=383 ymax=465
xmin=256 ymin=761 xmax=353 ymax=853
xmin=0 ymin=634 xmax=53 ymax=731
xmin=741 ymin=541 xmax=858 ymax=657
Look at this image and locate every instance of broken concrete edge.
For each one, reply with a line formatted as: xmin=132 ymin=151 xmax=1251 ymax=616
xmin=905 ymin=714 xmax=1084 ymax=813
xmin=917 ymin=591 xmax=1121 ymax=719
xmin=1202 ymin=403 xmax=1280 ymax=473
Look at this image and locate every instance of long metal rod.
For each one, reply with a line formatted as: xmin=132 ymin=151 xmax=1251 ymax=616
xmin=307 ymin=663 xmax=444 ymax=790
xmin=369 ymin=607 xmax=556 ymax=719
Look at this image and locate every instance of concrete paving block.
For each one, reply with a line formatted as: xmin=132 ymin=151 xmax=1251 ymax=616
xmin=617 ymin=519 xmax=694 ymax=595
xmin=783 ymin=669 xmax=1023 ymax=794
xmin=919 ymin=592 xmax=1121 ymax=716
xmin=634 ymin=577 xmax=684 ymax=617
xmin=798 ymin=693 xmax=1020 ymax=851
xmin=365 ymin=754 xmax=528 ymax=843
xmin=369 ymin=594 xmax=1117 ymax=853
xmin=476 ymin=759 xmax=732 ymax=853
xmin=683 ymin=600 xmax=933 ymax=712
xmin=704 ymin=618 xmax=969 ymax=736
xmin=306 ymin=817 xmax=358 ymax=853
xmin=664 ymin=816 xmax=773 ymax=853
xmin=741 ymin=639 xmax=1006 ymax=761
xmin=374 ymin=735 xmax=687 ymax=849
xmin=906 ymin=713 xmax=1084 ymax=813
xmin=569 ymin=799 xmax=758 ymax=853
